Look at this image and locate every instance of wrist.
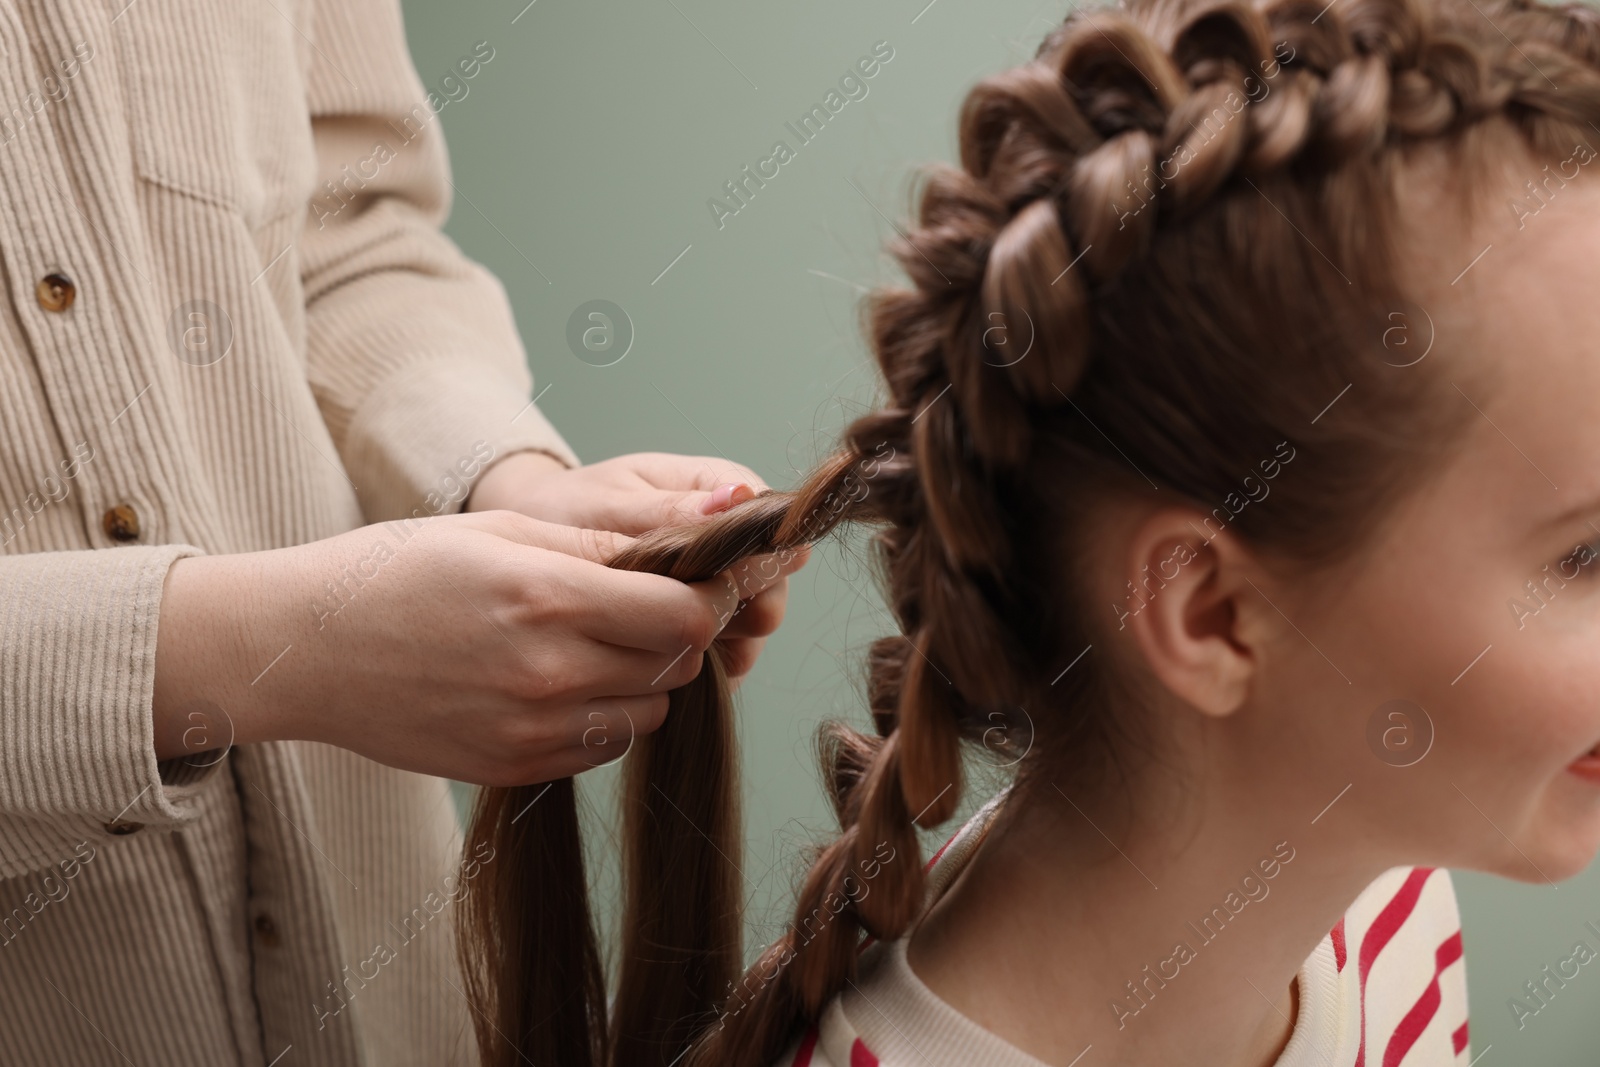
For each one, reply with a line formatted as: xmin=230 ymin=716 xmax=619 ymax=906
xmin=465 ymin=448 xmax=570 ymax=513
xmin=152 ymin=552 xmax=300 ymax=759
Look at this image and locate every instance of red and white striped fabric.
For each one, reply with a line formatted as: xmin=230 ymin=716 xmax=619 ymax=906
xmin=775 ymin=793 xmax=1470 ymax=1067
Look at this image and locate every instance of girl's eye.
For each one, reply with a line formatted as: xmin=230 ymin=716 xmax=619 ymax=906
xmin=1560 ymin=538 xmax=1600 ymax=578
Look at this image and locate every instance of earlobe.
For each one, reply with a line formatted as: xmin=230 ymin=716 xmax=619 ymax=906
xmin=1114 ymin=509 xmax=1261 ymax=719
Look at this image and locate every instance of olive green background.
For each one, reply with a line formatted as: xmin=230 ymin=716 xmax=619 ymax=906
xmin=397 ymin=0 xmax=1598 ymax=1060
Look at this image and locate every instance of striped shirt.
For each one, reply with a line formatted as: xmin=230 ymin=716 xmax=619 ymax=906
xmin=779 ymin=792 xmax=1470 ymax=1067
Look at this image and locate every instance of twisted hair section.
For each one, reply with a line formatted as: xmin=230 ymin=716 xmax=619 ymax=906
xmin=603 ymin=450 xmax=885 ymax=1066
xmin=454 ymin=448 xmax=890 ymax=1067
xmin=456 ymin=0 xmax=1600 ymax=1065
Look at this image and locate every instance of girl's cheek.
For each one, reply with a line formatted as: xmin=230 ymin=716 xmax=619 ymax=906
xmin=1462 ymin=641 xmax=1591 ymax=774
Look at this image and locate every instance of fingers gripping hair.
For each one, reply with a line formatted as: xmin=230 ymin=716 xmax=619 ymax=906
xmin=454 ymin=447 xmax=887 ymax=1067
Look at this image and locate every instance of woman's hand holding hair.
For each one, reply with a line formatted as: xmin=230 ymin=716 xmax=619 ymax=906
xmin=151 ymin=507 xmax=803 ymax=786
xmin=464 ymin=449 xmax=811 ymax=690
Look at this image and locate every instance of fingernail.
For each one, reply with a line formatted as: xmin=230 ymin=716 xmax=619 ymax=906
xmin=701 ymin=482 xmax=754 ymax=515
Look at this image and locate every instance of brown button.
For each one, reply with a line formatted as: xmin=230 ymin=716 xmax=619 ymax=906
xmin=103 ymin=820 xmax=143 ymax=835
xmin=102 ymin=504 xmax=140 ymax=542
xmin=253 ymin=913 xmax=280 ymax=948
xmin=36 ymin=273 xmax=75 ymax=312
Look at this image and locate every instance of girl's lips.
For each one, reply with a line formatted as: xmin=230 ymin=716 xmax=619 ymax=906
xmin=1569 ymin=745 xmax=1600 ymax=783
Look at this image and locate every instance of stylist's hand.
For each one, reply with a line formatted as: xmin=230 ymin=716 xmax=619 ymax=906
xmin=465 ymin=450 xmax=810 ymax=688
xmin=152 ymin=510 xmax=796 ymax=786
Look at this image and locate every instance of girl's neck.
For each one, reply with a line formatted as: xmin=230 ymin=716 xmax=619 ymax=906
xmin=905 ymin=774 xmax=1384 ymax=1067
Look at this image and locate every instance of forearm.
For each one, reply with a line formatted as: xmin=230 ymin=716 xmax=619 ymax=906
xmin=298 ymin=0 xmax=578 ymax=524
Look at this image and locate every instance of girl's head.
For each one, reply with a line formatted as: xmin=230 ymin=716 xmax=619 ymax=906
xmin=457 ymin=0 xmax=1600 ymax=1064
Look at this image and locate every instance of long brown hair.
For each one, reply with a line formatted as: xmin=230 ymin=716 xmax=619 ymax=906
xmin=457 ymin=0 xmax=1600 ymax=1063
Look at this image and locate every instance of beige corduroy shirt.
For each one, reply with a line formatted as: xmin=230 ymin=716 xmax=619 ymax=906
xmin=0 ymin=1 xmax=580 ymax=1064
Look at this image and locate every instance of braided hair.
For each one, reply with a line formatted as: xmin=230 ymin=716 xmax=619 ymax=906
xmin=455 ymin=0 xmax=1600 ymax=1064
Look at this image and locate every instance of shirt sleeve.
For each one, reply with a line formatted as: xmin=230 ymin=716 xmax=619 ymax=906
xmin=0 ymin=544 xmax=219 ymax=881
xmin=297 ymin=0 xmax=580 ymax=525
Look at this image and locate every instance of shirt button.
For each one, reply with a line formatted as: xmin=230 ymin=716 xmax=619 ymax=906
xmin=36 ymin=273 xmax=76 ymax=312
xmin=102 ymin=504 xmax=140 ymax=542
xmin=253 ymin=913 xmax=281 ymax=948
xmin=103 ymin=820 xmax=143 ymax=835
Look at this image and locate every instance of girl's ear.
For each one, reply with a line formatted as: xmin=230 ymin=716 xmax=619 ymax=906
xmin=1113 ymin=509 xmax=1274 ymax=719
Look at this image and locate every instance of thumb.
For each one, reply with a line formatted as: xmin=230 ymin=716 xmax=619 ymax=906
xmin=687 ymin=481 xmax=757 ymax=520
xmin=467 ymin=509 xmax=636 ymax=565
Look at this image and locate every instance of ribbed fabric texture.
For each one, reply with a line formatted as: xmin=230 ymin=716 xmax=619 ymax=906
xmin=0 ymin=1 xmax=579 ymax=1064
